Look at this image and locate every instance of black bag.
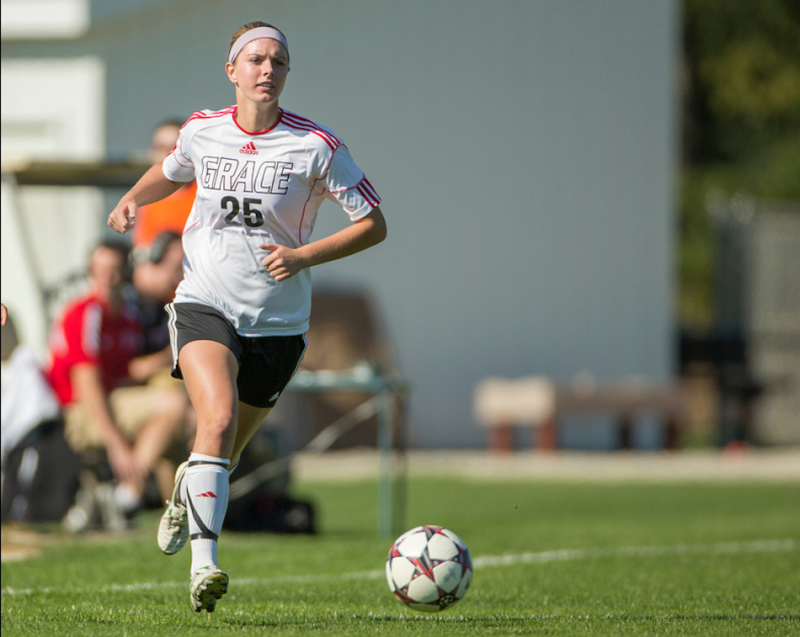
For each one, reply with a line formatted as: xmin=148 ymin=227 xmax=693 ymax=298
xmin=222 ymin=427 xmax=316 ymax=534
xmin=1 ymin=419 xmax=82 ymax=523
xmin=224 ymin=492 xmax=316 ymax=534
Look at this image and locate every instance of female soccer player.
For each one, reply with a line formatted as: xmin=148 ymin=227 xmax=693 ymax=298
xmin=108 ymin=21 xmax=386 ymax=612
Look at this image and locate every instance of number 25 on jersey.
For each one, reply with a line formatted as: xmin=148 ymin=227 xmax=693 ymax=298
xmin=222 ymin=196 xmax=264 ymax=227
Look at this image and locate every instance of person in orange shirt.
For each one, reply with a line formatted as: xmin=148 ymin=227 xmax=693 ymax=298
xmin=132 ymin=120 xmax=197 ymax=247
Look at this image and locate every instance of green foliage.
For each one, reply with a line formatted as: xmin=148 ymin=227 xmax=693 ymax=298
xmin=2 ymin=478 xmax=799 ymax=636
xmin=678 ymin=132 xmax=800 ymax=328
xmin=683 ymin=0 xmax=800 ymax=162
xmin=679 ymin=0 xmax=800 ymax=327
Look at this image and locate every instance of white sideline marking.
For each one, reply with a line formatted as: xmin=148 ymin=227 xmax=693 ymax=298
xmin=1 ymin=539 xmax=795 ymax=597
xmin=471 ymin=539 xmax=797 ymax=568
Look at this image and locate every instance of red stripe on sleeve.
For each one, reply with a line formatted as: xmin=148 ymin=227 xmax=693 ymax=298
xmin=357 ymin=184 xmax=379 ymax=208
xmin=358 ymin=177 xmax=381 ymax=204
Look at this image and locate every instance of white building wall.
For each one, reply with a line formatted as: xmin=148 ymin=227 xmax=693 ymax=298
xmin=1 ymin=57 xmax=105 ymax=358
xmin=2 ymin=0 xmax=679 ymax=448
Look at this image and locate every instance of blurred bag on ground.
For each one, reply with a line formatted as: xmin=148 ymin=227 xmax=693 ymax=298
xmin=1 ymin=418 xmax=82 ymax=523
xmin=1 ymin=326 xmax=81 ymax=523
xmin=223 ymin=426 xmax=315 ymax=534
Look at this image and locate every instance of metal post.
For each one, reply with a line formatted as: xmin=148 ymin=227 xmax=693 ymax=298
xmin=377 ymin=389 xmax=393 ymax=538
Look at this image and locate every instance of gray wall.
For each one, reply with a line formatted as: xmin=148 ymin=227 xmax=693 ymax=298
xmin=3 ymin=0 xmax=680 ymax=448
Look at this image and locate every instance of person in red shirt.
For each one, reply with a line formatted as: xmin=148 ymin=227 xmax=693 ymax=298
xmin=46 ymin=241 xmax=187 ymax=526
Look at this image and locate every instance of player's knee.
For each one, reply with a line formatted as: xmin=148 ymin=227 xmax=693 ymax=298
xmin=198 ymin=404 xmax=237 ymax=437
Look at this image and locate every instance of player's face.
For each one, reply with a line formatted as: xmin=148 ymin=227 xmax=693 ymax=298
xmin=227 ymin=38 xmax=289 ymax=106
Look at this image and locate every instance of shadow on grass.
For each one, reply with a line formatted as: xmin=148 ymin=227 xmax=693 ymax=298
xmin=183 ymin=611 xmax=800 ymax=631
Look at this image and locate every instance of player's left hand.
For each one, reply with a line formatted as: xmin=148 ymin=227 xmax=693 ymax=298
xmin=260 ymin=243 xmax=306 ymax=281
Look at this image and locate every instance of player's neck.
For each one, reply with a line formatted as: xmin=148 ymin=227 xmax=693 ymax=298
xmin=234 ymin=101 xmax=280 ymax=134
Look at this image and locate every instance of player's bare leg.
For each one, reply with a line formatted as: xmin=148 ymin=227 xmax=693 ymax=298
xmin=229 ymin=403 xmax=272 ymax=468
xmin=179 ymin=340 xmax=239 ymax=459
xmin=158 ymin=340 xmax=237 ymax=611
xmin=157 ymin=362 xmax=259 ymax=556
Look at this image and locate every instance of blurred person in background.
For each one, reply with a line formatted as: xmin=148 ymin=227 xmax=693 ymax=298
xmin=126 ymin=230 xmax=186 ymax=384
xmin=132 ymin=119 xmax=197 ymax=248
xmin=46 ymin=241 xmax=188 ymax=530
xmin=1 ymin=306 xmax=78 ymax=526
xmin=108 ymin=20 xmax=386 ymax=612
xmin=126 ymin=230 xmax=196 ymax=497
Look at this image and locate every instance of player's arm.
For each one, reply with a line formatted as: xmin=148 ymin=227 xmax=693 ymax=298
xmin=108 ymin=164 xmax=184 ymax=234
xmin=260 ymin=206 xmax=387 ymax=281
xmin=71 ymin=363 xmax=147 ymax=487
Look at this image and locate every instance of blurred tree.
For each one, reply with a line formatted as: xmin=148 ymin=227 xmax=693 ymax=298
xmin=683 ymin=0 xmax=800 ymax=163
xmin=679 ymin=0 xmax=800 ymax=328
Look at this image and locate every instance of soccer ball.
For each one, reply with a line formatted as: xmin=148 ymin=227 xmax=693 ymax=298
xmin=385 ymin=525 xmax=473 ymax=612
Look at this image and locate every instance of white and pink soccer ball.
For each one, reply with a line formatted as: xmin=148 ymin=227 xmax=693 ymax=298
xmin=385 ymin=525 xmax=473 ymax=612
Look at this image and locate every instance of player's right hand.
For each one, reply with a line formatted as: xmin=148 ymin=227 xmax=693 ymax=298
xmin=108 ymin=199 xmax=138 ymax=234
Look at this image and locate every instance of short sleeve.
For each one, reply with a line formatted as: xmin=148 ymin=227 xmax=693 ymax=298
xmin=322 ymin=145 xmax=381 ymax=221
xmin=162 ymin=131 xmax=195 ymax=183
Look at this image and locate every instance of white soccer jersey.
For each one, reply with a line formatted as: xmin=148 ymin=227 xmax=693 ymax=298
xmin=162 ymin=106 xmax=381 ymax=337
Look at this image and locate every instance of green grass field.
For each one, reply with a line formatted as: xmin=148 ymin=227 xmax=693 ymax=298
xmin=2 ymin=476 xmax=799 ymax=636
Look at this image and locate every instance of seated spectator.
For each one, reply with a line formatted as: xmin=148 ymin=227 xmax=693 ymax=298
xmin=1 ymin=307 xmax=62 ymax=473
xmin=46 ymin=241 xmax=188 ymax=528
xmin=132 ymin=119 xmax=196 ymax=248
xmin=2 ymin=308 xmax=80 ymax=525
xmin=127 ymin=230 xmax=197 ymax=498
xmin=126 ymin=231 xmax=186 ymax=385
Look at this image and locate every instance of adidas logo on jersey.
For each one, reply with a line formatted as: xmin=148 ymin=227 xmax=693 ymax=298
xmin=239 ymin=142 xmax=258 ymax=155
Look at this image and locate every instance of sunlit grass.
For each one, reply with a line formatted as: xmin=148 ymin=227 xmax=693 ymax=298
xmin=2 ymin=479 xmax=799 ymax=636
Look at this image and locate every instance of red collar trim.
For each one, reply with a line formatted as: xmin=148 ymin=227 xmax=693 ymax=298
xmin=231 ymin=107 xmax=282 ymax=136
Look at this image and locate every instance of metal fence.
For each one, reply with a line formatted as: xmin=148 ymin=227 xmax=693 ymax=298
xmin=710 ymin=194 xmax=800 ymax=444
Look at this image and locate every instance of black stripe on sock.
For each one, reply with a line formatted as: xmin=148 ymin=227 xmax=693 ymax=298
xmin=186 ymin=492 xmax=219 ymax=542
xmin=188 ymin=459 xmax=230 ymax=468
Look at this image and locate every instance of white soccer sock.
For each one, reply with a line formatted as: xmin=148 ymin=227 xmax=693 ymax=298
xmin=183 ymin=453 xmax=230 ymax=575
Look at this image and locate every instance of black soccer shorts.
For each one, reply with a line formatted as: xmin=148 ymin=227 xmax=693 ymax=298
xmin=167 ymin=302 xmax=306 ymax=408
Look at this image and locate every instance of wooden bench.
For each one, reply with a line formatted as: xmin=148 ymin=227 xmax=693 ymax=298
xmin=474 ymin=376 xmax=687 ymax=451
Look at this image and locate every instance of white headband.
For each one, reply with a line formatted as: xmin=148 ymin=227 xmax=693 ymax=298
xmin=228 ymin=27 xmax=289 ymax=65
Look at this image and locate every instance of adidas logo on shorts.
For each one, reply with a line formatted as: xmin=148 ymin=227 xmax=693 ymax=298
xmin=239 ymin=142 xmax=258 ymax=155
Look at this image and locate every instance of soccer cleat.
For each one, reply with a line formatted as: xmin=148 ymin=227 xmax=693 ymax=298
xmin=190 ymin=566 xmax=228 ymax=613
xmin=157 ymin=461 xmax=189 ymax=555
